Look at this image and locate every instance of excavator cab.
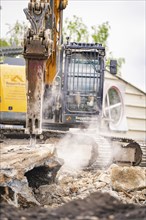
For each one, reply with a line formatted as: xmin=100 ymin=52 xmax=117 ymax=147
xmin=61 ymin=42 xmax=105 ymax=126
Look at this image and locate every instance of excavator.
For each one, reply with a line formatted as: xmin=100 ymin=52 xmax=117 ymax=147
xmin=0 ymin=0 xmax=144 ymax=167
xmin=0 ymin=0 xmax=145 ymax=207
xmin=21 ymin=0 xmax=143 ymax=167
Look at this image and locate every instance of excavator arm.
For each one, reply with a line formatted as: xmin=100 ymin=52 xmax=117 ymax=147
xmin=23 ymin=0 xmax=68 ymax=134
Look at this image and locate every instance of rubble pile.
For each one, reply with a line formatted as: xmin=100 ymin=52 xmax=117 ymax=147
xmin=1 ymin=191 xmax=146 ymax=220
xmin=34 ymin=164 xmax=146 ymax=208
xmin=1 ymin=138 xmax=146 ymax=211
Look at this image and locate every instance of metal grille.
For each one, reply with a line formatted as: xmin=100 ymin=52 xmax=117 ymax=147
xmin=65 ymin=50 xmax=101 ymax=113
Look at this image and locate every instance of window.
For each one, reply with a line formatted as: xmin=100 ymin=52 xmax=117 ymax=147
xmin=67 ymin=53 xmax=100 ymax=93
xmin=65 ymin=52 xmax=101 ymax=113
xmin=104 ymin=87 xmax=123 ymax=125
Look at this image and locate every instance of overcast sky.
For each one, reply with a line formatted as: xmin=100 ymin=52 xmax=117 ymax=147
xmin=0 ymin=0 xmax=145 ymax=92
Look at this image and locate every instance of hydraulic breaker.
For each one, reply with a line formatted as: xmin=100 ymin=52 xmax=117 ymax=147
xmin=23 ymin=0 xmax=53 ymax=134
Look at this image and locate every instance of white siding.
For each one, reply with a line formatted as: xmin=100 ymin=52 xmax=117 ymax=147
xmin=127 ymin=118 xmax=146 ymax=132
xmin=126 ymin=106 xmax=146 ymax=120
xmin=125 ymin=93 xmax=145 ymax=108
xmin=105 ymin=72 xmax=146 ymax=141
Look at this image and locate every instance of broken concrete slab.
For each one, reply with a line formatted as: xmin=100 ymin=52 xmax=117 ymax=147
xmin=110 ymin=166 xmax=146 ymax=191
xmin=0 ymin=143 xmax=62 ymax=206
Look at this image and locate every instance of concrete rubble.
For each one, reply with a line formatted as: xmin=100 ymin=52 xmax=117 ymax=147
xmin=0 ymin=142 xmax=62 ymax=206
xmin=1 ymin=139 xmax=146 ymax=209
xmin=34 ymin=164 xmax=146 ymax=208
xmin=110 ymin=164 xmax=146 ymax=191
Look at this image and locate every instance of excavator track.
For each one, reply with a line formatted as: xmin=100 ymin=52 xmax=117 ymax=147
xmin=138 ymin=142 xmax=146 ymax=167
xmin=103 ymin=136 xmax=143 ymax=166
xmin=0 ymin=127 xmax=145 ymax=167
xmin=91 ymin=135 xmax=113 ymax=168
xmin=82 ymin=134 xmax=144 ymax=168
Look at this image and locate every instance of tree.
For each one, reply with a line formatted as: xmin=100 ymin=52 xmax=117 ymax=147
xmin=63 ymin=15 xmax=89 ymax=42
xmin=0 ymin=39 xmax=10 ymax=47
xmin=3 ymin=16 xmax=125 ymax=73
xmin=91 ymin=22 xmax=110 ymax=48
xmin=63 ymin=16 xmax=125 ymax=74
xmin=63 ymin=17 xmax=110 ymax=47
xmin=6 ymin=20 xmax=28 ymax=46
xmin=0 ymin=4 xmax=9 ymax=47
xmin=90 ymin=23 xmax=125 ymax=75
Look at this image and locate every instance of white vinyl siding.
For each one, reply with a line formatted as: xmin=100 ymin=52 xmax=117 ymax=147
xmin=105 ymin=72 xmax=146 ymax=141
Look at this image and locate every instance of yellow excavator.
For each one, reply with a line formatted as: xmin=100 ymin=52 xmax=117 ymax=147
xmin=0 ymin=0 xmax=144 ymax=166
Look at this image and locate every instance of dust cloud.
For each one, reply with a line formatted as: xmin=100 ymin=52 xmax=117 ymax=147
xmin=56 ymin=131 xmax=93 ymax=172
xmin=55 ymin=121 xmax=114 ymax=176
xmin=43 ymin=78 xmax=62 ymax=121
xmin=42 ymin=83 xmax=119 ymax=174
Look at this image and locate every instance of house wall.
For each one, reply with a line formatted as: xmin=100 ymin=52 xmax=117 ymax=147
xmin=104 ymin=72 xmax=146 ymax=141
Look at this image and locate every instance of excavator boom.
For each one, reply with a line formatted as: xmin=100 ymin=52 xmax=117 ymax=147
xmin=23 ymin=0 xmax=68 ymax=134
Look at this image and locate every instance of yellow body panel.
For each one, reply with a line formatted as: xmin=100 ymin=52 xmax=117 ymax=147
xmin=0 ymin=65 xmax=27 ymax=113
xmin=45 ymin=0 xmax=67 ymax=85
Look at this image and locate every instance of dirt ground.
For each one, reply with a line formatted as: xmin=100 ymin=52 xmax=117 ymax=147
xmin=1 ymin=191 xmax=146 ymax=220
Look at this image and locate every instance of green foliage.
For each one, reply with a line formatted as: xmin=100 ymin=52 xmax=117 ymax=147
xmin=0 ymin=39 xmax=10 ymax=47
xmin=6 ymin=20 xmax=28 ymax=46
xmin=106 ymin=52 xmax=125 ymax=75
xmin=116 ymin=57 xmax=125 ymax=75
xmin=91 ymin=22 xmax=110 ymax=47
xmin=4 ymin=16 xmax=125 ymax=73
xmin=63 ymin=16 xmax=125 ymax=73
xmin=63 ymin=15 xmax=89 ymax=42
xmin=63 ymin=17 xmax=110 ymax=47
